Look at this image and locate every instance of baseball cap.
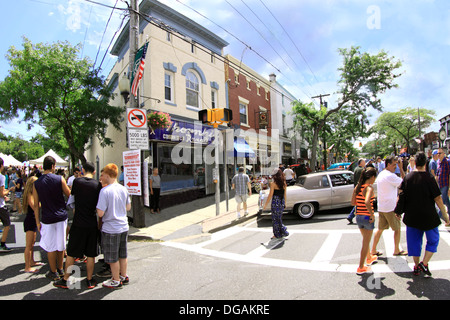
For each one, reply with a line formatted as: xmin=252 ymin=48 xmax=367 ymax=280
xmin=432 ymin=150 xmax=438 ymax=155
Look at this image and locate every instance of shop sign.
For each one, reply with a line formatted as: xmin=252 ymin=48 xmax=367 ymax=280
xmin=150 ymin=120 xmax=215 ymax=144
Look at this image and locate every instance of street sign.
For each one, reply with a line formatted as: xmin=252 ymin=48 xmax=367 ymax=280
xmin=127 ymin=108 xmax=148 ymax=129
xmin=123 ymin=150 xmax=141 ymax=195
xmin=128 ymin=128 xmax=149 ymax=150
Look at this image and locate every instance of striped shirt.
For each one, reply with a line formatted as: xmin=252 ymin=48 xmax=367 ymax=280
xmin=356 ymin=184 xmax=374 ymax=216
xmin=437 ymin=157 xmax=450 ymax=188
xmin=231 ymin=173 xmax=250 ymax=195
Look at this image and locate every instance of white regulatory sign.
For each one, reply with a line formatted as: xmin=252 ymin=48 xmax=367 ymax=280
xmin=128 ymin=128 xmax=149 ymax=150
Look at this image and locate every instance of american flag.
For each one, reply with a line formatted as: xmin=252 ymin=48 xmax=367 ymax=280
xmin=131 ymin=42 xmax=148 ymax=97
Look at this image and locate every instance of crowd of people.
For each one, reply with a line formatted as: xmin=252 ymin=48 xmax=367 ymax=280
xmin=350 ymin=148 xmax=450 ymax=276
xmin=0 ymin=156 xmax=131 ymax=290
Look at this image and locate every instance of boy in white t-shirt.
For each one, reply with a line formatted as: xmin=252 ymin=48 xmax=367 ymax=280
xmin=96 ymin=163 xmax=131 ymax=289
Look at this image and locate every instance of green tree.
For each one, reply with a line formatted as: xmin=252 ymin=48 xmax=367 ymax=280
xmin=0 ymin=133 xmax=45 ymax=162
xmin=374 ymin=107 xmax=436 ymax=154
xmin=291 ymin=46 xmax=402 ymax=171
xmin=0 ymin=37 xmax=124 ymax=166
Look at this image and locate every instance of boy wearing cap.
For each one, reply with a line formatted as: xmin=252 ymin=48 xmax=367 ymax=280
xmin=429 ymin=150 xmax=438 ymax=178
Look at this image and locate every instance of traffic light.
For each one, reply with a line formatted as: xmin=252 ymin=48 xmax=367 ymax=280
xmin=198 ymin=109 xmax=212 ymax=123
xmin=214 ymin=108 xmax=233 ymax=122
xmin=198 ymin=108 xmax=233 ymax=127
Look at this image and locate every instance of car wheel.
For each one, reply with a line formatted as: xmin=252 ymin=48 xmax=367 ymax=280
xmin=295 ymin=202 xmax=316 ymax=219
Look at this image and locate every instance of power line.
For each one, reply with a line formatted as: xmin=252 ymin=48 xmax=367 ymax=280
xmin=93 ymin=0 xmax=119 ymax=69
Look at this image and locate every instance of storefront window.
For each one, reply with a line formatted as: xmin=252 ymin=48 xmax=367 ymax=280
xmin=157 ymin=144 xmax=205 ymax=192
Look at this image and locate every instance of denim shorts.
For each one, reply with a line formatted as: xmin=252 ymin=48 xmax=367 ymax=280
xmin=356 ymin=215 xmax=375 ymax=230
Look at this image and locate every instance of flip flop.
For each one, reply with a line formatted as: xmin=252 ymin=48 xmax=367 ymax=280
xmin=23 ymin=269 xmax=39 ymax=274
xmin=32 ymin=262 xmax=45 ymax=267
xmin=394 ymin=250 xmax=408 ymax=256
xmin=372 ymin=251 xmax=383 ymax=256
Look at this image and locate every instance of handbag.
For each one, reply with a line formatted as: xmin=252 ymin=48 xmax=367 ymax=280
xmin=351 ymin=186 xmax=357 ymax=206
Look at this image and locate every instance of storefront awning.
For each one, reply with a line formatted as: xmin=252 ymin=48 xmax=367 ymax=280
xmin=234 ymin=139 xmax=256 ymax=158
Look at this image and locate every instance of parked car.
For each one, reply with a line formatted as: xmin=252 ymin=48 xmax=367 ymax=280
xmin=258 ymin=170 xmax=377 ymax=219
xmin=327 ymin=162 xmax=351 ymax=170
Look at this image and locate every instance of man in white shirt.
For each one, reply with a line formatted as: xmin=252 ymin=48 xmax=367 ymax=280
xmin=283 ymin=166 xmax=295 ymax=185
xmin=371 ymin=156 xmax=406 ymax=256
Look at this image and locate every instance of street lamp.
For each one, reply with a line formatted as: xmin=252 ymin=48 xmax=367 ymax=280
xmin=118 ymin=72 xmax=130 ymax=104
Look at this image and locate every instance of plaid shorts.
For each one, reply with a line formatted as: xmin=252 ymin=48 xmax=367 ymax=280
xmin=101 ymin=231 xmax=128 ymax=263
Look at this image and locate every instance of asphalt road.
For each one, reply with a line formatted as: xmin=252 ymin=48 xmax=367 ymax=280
xmin=2 ymin=207 xmax=450 ymax=305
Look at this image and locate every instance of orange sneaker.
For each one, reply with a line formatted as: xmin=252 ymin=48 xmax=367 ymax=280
xmin=356 ymin=266 xmax=372 ymax=275
xmin=366 ymin=255 xmax=378 ymax=266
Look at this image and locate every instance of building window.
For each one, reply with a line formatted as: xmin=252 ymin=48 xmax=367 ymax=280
xmin=186 ymin=71 xmax=200 ymax=108
xmin=166 ymin=31 xmax=171 ymax=42
xmin=191 ymin=43 xmax=196 ymax=54
xmin=211 ymin=52 xmax=215 ymax=64
xmin=246 ymin=79 xmax=251 ymax=90
xmin=239 ymin=102 xmax=248 ymax=125
xmin=211 ymin=89 xmax=217 ymax=109
xmin=164 ymin=72 xmax=174 ymax=103
xmin=234 ymin=74 xmax=239 ymax=84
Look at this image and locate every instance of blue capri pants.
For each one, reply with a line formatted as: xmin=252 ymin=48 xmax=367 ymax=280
xmin=406 ymin=226 xmax=440 ymax=257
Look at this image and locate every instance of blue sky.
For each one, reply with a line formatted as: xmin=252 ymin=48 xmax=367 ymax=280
xmin=1 ymin=0 xmax=449 ymax=145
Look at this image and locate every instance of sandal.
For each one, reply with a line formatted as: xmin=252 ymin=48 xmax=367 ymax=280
xmin=394 ymin=250 xmax=408 ymax=256
xmin=372 ymin=251 xmax=383 ymax=256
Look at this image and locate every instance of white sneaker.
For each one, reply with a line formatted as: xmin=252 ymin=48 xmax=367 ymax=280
xmin=237 ymin=212 xmax=241 ymax=219
xmin=102 ymin=278 xmax=123 ymax=289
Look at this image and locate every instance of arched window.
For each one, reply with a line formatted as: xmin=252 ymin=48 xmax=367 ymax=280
xmin=186 ymin=71 xmax=199 ymax=108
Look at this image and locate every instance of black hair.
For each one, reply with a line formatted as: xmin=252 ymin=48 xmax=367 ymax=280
xmin=355 ymin=167 xmax=377 ymax=195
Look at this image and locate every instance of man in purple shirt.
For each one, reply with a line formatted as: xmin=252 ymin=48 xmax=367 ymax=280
xmin=33 ymin=156 xmax=71 ymax=281
xmin=436 ymin=148 xmax=450 ymax=223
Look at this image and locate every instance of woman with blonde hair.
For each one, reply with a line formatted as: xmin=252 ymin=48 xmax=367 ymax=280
xmin=22 ymin=176 xmax=43 ymax=273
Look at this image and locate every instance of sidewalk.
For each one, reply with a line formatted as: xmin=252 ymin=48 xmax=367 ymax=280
xmin=128 ymin=191 xmax=260 ymax=242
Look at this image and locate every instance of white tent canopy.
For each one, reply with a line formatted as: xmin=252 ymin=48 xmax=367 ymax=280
xmin=29 ymin=149 xmax=69 ymax=167
xmin=0 ymin=153 xmax=23 ymax=167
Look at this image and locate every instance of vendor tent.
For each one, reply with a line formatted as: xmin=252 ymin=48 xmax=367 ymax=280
xmin=0 ymin=153 xmax=23 ymax=167
xmin=29 ymin=149 xmax=69 ymax=167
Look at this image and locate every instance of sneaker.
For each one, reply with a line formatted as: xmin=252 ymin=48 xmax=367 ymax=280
xmin=45 ymin=271 xmax=60 ymax=281
xmin=0 ymin=245 xmax=12 ymax=253
xmin=237 ymin=212 xmax=241 ymax=219
xmin=53 ymin=278 xmax=69 ymax=289
xmin=366 ymin=255 xmax=378 ymax=266
xmin=86 ymin=278 xmax=98 ymax=289
xmin=413 ymin=265 xmax=421 ymax=276
xmin=356 ymin=266 xmax=372 ymax=275
xmin=102 ymin=278 xmax=123 ymax=289
xmin=120 ymin=275 xmax=129 ymax=285
xmin=96 ymin=266 xmax=112 ymax=278
xmin=418 ymin=262 xmax=432 ymax=277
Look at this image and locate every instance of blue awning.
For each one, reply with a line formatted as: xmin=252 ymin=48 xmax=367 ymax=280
xmin=234 ymin=139 xmax=256 ymax=158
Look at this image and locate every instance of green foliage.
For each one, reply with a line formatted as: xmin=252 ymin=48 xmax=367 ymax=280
xmin=291 ymin=46 xmax=403 ymax=170
xmin=0 ymin=37 xmax=125 ymax=165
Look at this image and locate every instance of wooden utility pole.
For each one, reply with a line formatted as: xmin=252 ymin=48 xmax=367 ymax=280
xmin=128 ymin=0 xmax=145 ymax=228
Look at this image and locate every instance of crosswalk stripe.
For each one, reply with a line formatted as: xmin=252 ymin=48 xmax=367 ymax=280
xmin=311 ymin=232 xmax=342 ymax=264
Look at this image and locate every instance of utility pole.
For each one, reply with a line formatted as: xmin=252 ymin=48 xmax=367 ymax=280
xmin=312 ymin=94 xmax=330 ymax=109
xmin=128 ymin=0 xmax=145 ymax=228
xmin=312 ymin=94 xmax=330 ymax=167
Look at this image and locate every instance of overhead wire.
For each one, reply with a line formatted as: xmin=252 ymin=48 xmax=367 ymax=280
xmin=93 ymin=0 xmax=119 ymax=69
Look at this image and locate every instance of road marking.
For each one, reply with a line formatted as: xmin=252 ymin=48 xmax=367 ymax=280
xmin=247 ymin=237 xmax=286 ymax=258
xmin=161 ymin=224 xmax=450 ymax=274
xmin=311 ymin=232 xmax=342 ymax=264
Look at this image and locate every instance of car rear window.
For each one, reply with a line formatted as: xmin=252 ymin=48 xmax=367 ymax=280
xmin=301 ymin=175 xmax=330 ymax=190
